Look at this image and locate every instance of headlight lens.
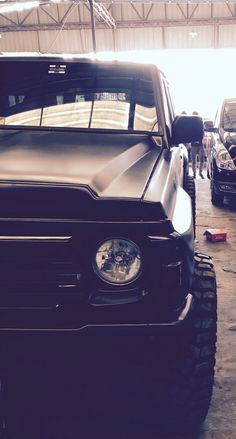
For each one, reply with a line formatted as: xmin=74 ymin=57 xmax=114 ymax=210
xmin=216 ymin=144 xmax=236 ymax=170
xmin=94 ymin=238 xmax=142 ymax=284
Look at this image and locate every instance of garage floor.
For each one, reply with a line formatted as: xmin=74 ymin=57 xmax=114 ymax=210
xmin=4 ymin=173 xmax=236 ymax=439
xmin=193 ymin=175 xmax=236 ymax=439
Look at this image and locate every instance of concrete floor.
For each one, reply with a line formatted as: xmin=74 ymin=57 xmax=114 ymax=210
xmin=5 ymin=173 xmax=236 ymax=439
xmin=193 ymin=176 xmax=236 ymax=439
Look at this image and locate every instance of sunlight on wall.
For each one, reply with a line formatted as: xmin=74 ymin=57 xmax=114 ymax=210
xmin=95 ymin=48 xmax=236 ymax=121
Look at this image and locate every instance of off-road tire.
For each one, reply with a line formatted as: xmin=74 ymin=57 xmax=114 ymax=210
xmin=0 ymin=379 xmax=6 ymax=439
xmin=185 ymin=175 xmax=196 ymax=236
xmin=211 ymin=182 xmax=224 ymax=206
xmin=166 ymin=253 xmax=217 ymax=433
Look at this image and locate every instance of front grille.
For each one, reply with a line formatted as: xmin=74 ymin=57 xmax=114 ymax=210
xmin=0 ymin=218 xmax=174 ymax=313
xmin=0 ymin=257 xmax=80 ymax=292
xmin=0 ymin=236 xmax=84 ymax=308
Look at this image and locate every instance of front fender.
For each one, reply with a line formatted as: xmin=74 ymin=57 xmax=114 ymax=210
xmin=172 ymin=186 xmax=194 ymax=289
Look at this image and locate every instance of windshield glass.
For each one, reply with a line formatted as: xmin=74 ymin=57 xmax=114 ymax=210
xmin=222 ymin=101 xmax=236 ymax=131
xmin=0 ymin=60 xmax=158 ymax=132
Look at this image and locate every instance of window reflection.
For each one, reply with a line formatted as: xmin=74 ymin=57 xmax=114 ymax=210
xmin=223 ymin=101 xmax=236 ymax=131
xmin=0 ymin=61 xmax=158 ymax=132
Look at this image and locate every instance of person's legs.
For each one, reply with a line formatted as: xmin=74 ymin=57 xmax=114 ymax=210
xmin=191 ymin=147 xmax=197 ymax=177
xmin=199 ymin=147 xmax=205 ymax=178
xmin=206 ymin=149 xmax=211 ymax=178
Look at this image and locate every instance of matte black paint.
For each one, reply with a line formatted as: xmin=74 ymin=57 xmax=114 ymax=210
xmin=0 ymin=129 xmax=160 ymax=200
xmin=0 ymin=56 xmax=203 ymax=333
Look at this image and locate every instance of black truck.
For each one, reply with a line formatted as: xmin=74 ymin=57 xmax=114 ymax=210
xmin=0 ymin=56 xmax=217 ymax=435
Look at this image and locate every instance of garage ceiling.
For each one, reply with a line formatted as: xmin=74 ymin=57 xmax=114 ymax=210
xmin=0 ymin=0 xmax=236 ymax=52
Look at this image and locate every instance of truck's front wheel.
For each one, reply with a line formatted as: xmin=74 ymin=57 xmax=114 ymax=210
xmin=164 ymin=253 xmax=217 ymax=433
xmin=0 ymin=379 xmax=7 ymax=439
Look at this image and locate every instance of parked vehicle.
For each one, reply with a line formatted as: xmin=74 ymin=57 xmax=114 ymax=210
xmin=206 ymin=99 xmax=236 ymax=205
xmin=0 ymin=55 xmax=217 ymax=434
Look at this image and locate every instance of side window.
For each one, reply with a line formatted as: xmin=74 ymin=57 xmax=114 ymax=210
xmin=222 ymin=101 xmax=236 ymax=131
xmin=134 ymin=104 xmax=157 ymax=131
xmin=133 ymin=72 xmax=158 ymax=131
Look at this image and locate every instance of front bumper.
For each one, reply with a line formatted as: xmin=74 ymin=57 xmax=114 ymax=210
xmin=213 ymin=179 xmax=236 ymax=197
xmin=74 ymin=293 xmax=193 ymax=336
xmin=0 ymin=293 xmax=193 ymax=335
xmin=212 ymin=164 xmax=236 ymax=197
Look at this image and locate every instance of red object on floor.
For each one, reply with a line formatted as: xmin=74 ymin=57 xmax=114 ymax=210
xmin=204 ymin=228 xmax=227 ymax=242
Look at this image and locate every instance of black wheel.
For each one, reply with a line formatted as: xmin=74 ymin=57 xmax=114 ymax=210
xmin=165 ymin=253 xmax=217 ymax=433
xmin=0 ymin=379 xmax=7 ymax=439
xmin=185 ymin=175 xmax=196 ymax=236
xmin=211 ymin=182 xmax=223 ymax=206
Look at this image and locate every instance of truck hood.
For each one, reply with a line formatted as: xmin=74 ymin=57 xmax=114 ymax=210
xmin=0 ymin=129 xmax=160 ymax=199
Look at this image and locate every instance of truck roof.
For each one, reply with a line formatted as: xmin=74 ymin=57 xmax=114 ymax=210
xmin=0 ymin=51 xmax=157 ymax=66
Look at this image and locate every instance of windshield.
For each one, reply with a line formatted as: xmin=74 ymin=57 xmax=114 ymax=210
xmin=0 ymin=60 xmax=158 ymax=132
xmin=222 ymin=101 xmax=236 ymax=131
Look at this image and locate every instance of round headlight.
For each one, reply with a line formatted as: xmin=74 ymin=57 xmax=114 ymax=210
xmin=94 ymin=238 xmax=142 ymax=285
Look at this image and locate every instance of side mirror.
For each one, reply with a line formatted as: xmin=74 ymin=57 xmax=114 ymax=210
xmin=172 ymin=115 xmax=204 ymax=144
xmin=204 ymin=120 xmax=217 ymax=132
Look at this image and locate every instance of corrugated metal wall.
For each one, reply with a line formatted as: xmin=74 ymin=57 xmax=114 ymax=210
xmin=0 ymin=2 xmax=236 ymax=53
xmin=1 ymin=25 xmax=235 ymax=53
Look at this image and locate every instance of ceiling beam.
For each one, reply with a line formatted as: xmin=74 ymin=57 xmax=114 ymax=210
xmin=19 ymin=8 xmax=33 ymax=25
xmin=145 ymin=4 xmax=154 ymax=20
xmin=91 ymin=1 xmax=116 ymax=28
xmin=177 ymin=3 xmax=187 ymax=19
xmin=189 ymin=3 xmax=199 ymax=19
xmin=39 ymin=5 xmax=59 ymax=22
xmin=1 ymin=16 xmax=236 ymax=31
xmin=130 ymin=3 xmax=144 ymax=20
xmin=0 ymin=0 xmax=236 ymax=3
xmin=0 ymin=12 xmax=17 ymax=24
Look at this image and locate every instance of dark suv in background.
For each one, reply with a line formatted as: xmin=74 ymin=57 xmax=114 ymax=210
xmin=0 ymin=55 xmax=217 ymax=436
xmin=207 ymin=98 xmax=236 ymax=205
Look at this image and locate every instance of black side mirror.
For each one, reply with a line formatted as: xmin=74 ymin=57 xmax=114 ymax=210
xmin=172 ymin=115 xmax=204 ymax=145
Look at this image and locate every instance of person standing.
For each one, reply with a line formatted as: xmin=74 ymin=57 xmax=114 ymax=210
xmin=191 ymin=111 xmax=205 ymax=179
xmin=203 ymin=131 xmax=215 ymax=179
xmin=181 ymin=111 xmax=191 ymax=162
